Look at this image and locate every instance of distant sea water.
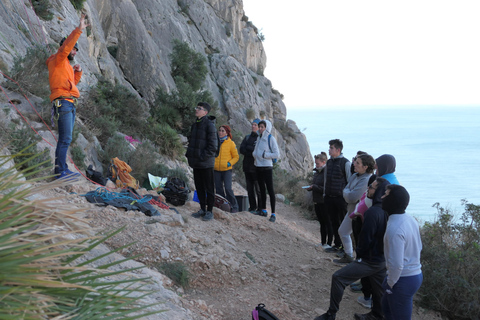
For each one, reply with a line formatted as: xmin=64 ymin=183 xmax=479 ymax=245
xmin=288 ymin=106 xmax=480 ymax=223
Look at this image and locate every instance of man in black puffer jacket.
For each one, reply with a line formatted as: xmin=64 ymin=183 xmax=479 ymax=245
xmin=314 ymin=177 xmax=390 ymax=320
xmin=186 ymin=102 xmax=218 ymax=221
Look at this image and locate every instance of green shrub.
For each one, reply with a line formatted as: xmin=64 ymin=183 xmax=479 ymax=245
xmin=169 ymin=40 xmax=208 ymax=91
xmin=246 ymin=108 xmax=255 ymax=120
xmin=5 ymin=124 xmax=51 ymax=178
xmin=79 ymin=77 xmax=149 ymax=143
xmin=419 ymin=201 xmax=480 ymax=320
xmin=69 ymin=0 xmax=86 ymax=10
xmin=147 ymin=162 xmax=188 ymax=184
xmin=32 ymin=0 xmax=53 ymax=21
xmin=6 ymin=44 xmax=54 ymax=99
xmin=157 ymin=261 xmax=190 ymax=289
xmin=98 ymin=134 xmax=133 ymax=172
xmin=127 ymin=140 xmax=159 ymax=186
xmin=70 ymin=145 xmax=85 ymax=170
xmin=146 ymin=122 xmax=184 ymax=158
xmin=107 ymin=45 xmax=118 ymax=58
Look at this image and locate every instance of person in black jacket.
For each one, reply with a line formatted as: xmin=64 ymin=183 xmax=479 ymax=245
xmin=239 ymin=119 xmax=261 ymax=213
xmin=185 ymin=102 xmax=218 ymax=221
xmin=314 ymin=177 xmax=390 ymax=320
xmin=307 ymin=152 xmax=333 ymax=249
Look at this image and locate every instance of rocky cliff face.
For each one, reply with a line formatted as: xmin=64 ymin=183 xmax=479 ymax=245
xmin=0 ymin=0 xmax=313 ymax=176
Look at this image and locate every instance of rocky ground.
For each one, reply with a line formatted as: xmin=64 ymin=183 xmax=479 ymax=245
xmin=35 ymin=177 xmax=443 ymax=320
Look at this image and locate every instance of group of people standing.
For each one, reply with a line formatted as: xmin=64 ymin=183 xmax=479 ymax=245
xmin=185 ymin=102 xmax=280 ymax=223
xmin=310 ymin=139 xmax=422 ymax=320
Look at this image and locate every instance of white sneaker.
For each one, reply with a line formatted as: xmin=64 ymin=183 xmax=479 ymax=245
xmin=322 ymin=244 xmax=332 ymax=250
xmin=357 ymin=296 xmax=372 ymax=309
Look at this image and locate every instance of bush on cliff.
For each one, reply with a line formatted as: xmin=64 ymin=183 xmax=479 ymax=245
xmin=419 ymin=200 xmax=480 ymax=320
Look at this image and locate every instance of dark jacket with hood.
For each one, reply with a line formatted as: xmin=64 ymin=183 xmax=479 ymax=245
xmin=311 ymin=166 xmax=326 ymax=203
xmin=375 ymin=154 xmax=399 ymax=185
xmin=239 ymin=131 xmax=259 ymax=173
xmin=356 ymin=179 xmax=390 ymax=263
xmin=186 ymin=115 xmax=218 ymax=169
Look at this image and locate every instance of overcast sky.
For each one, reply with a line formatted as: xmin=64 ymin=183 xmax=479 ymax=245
xmin=242 ymin=0 xmax=480 ymax=109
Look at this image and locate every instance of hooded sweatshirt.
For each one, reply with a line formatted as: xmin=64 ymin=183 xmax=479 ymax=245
xmin=252 ymin=120 xmax=280 ymax=167
xmin=355 ymin=179 xmax=390 ymax=263
xmin=375 ymin=154 xmax=399 ymax=185
xmin=383 ymin=185 xmax=422 ymax=287
xmin=343 ymin=172 xmax=372 ymax=214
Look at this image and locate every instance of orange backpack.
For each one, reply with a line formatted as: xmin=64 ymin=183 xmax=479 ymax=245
xmin=109 ymin=157 xmax=139 ymax=189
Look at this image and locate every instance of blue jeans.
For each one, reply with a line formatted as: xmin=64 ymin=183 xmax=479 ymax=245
xmin=382 ymin=273 xmax=423 ymax=320
xmin=54 ymin=101 xmax=76 ymax=174
xmin=214 ymin=170 xmax=238 ymax=211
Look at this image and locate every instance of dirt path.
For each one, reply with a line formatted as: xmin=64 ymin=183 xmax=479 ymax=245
xmin=38 ymin=180 xmax=440 ymax=320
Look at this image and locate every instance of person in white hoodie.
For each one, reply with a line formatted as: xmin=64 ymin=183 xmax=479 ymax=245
xmin=381 ymin=184 xmax=423 ymax=320
xmin=252 ymin=120 xmax=280 ymax=222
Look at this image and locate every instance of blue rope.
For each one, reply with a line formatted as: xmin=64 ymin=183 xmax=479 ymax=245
xmin=82 ymin=187 xmax=152 ymax=204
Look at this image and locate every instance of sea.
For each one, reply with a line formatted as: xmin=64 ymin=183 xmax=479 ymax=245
xmin=288 ymin=106 xmax=480 ymax=224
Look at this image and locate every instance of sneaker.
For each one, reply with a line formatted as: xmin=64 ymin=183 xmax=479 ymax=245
xmin=321 ymin=244 xmax=332 ymax=250
xmin=357 ymin=296 xmax=372 ymax=309
xmin=354 ymin=311 xmax=381 ymax=320
xmin=324 ymin=245 xmax=342 ymax=253
xmin=314 ymin=311 xmax=336 ymax=320
xmin=350 ymin=282 xmax=363 ymax=292
xmin=336 ymin=249 xmax=345 ymax=258
xmin=202 ymin=210 xmax=213 ymax=221
xmin=249 ymin=209 xmax=258 ymax=214
xmin=56 ymin=170 xmax=81 ymax=181
xmin=333 ymin=255 xmax=354 ymax=264
xmin=269 ymin=214 xmax=276 ymax=222
xmin=231 ymin=208 xmax=238 ymax=213
xmin=191 ymin=209 xmax=206 ymax=218
xmin=257 ymin=209 xmax=268 ymax=217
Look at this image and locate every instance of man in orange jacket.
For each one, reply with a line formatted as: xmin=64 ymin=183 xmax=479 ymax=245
xmin=47 ymin=13 xmax=89 ymax=179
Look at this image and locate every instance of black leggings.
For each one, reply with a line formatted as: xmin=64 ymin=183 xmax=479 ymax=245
xmin=315 ymin=202 xmax=333 ymax=246
xmin=256 ymin=167 xmax=275 ymax=213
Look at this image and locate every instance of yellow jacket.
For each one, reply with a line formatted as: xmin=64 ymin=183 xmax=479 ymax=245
xmin=214 ymin=138 xmax=239 ymax=171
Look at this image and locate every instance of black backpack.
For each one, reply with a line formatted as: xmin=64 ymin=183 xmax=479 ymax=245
xmin=86 ymin=165 xmax=107 ymax=186
xmin=252 ymin=303 xmax=280 ymax=320
xmin=161 ymin=177 xmax=190 ymax=206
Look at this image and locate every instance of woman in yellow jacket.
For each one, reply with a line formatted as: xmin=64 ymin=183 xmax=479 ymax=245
xmin=214 ymin=125 xmax=240 ymax=213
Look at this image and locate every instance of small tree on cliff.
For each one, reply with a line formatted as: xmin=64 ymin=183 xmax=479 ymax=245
xmin=151 ymin=39 xmax=215 ymax=135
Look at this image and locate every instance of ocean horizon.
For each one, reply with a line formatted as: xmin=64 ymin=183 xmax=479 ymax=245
xmin=288 ymin=105 xmax=480 ymax=223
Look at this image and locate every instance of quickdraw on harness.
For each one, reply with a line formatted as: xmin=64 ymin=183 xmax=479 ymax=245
xmin=50 ymin=96 xmax=78 ymax=127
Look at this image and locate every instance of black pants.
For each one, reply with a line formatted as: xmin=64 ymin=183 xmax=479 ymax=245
xmin=328 ymin=259 xmax=386 ymax=318
xmin=325 ymin=196 xmax=347 ymax=247
xmin=244 ymin=171 xmax=261 ymax=211
xmin=193 ymin=168 xmax=215 ymax=212
xmin=315 ymin=202 xmax=333 ymax=246
xmin=256 ymin=167 xmax=275 ymax=213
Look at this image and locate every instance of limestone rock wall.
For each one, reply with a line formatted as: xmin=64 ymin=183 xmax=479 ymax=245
xmin=0 ymin=0 xmax=313 ymax=176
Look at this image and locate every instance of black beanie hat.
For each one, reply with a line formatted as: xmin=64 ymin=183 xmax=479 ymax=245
xmin=382 ymin=185 xmax=410 ymax=215
xmin=197 ymin=102 xmax=211 ymax=112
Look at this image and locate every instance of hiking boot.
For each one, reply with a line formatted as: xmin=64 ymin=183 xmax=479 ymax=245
xmin=191 ymin=209 xmax=206 ymax=218
xmin=202 ymin=210 xmax=213 ymax=221
xmin=336 ymin=249 xmax=345 ymax=258
xmin=354 ymin=312 xmax=382 ymax=320
xmin=231 ymin=208 xmax=238 ymax=213
xmin=249 ymin=209 xmax=258 ymax=214
xmin=324 ymin=245 xmax=342 ymax=253
xmin=357 ymin=296 xmax=372 ymax=309
xmin=314 ymin=311 xmax=336 ymax=320
xmin=269 ymin=214 xmax=276 ymax=222
xmin=333 ymin=255 xmax=354 ymax=264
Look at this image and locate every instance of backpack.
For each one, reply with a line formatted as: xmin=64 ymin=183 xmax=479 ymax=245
xmin=267 ymin=134 xmax=278 ymax=164
xmin=252 ymin=303 xmax=280 ymax=320
xmin=161 ymin=177 xmax=190 ymax=206
xmin=108 ymin=157 xmax=139 ymax=189
xmin=86 ymin=164 xmax=107 ymax=186
xmin=214 ymin=194 xmax=231 ymax=212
